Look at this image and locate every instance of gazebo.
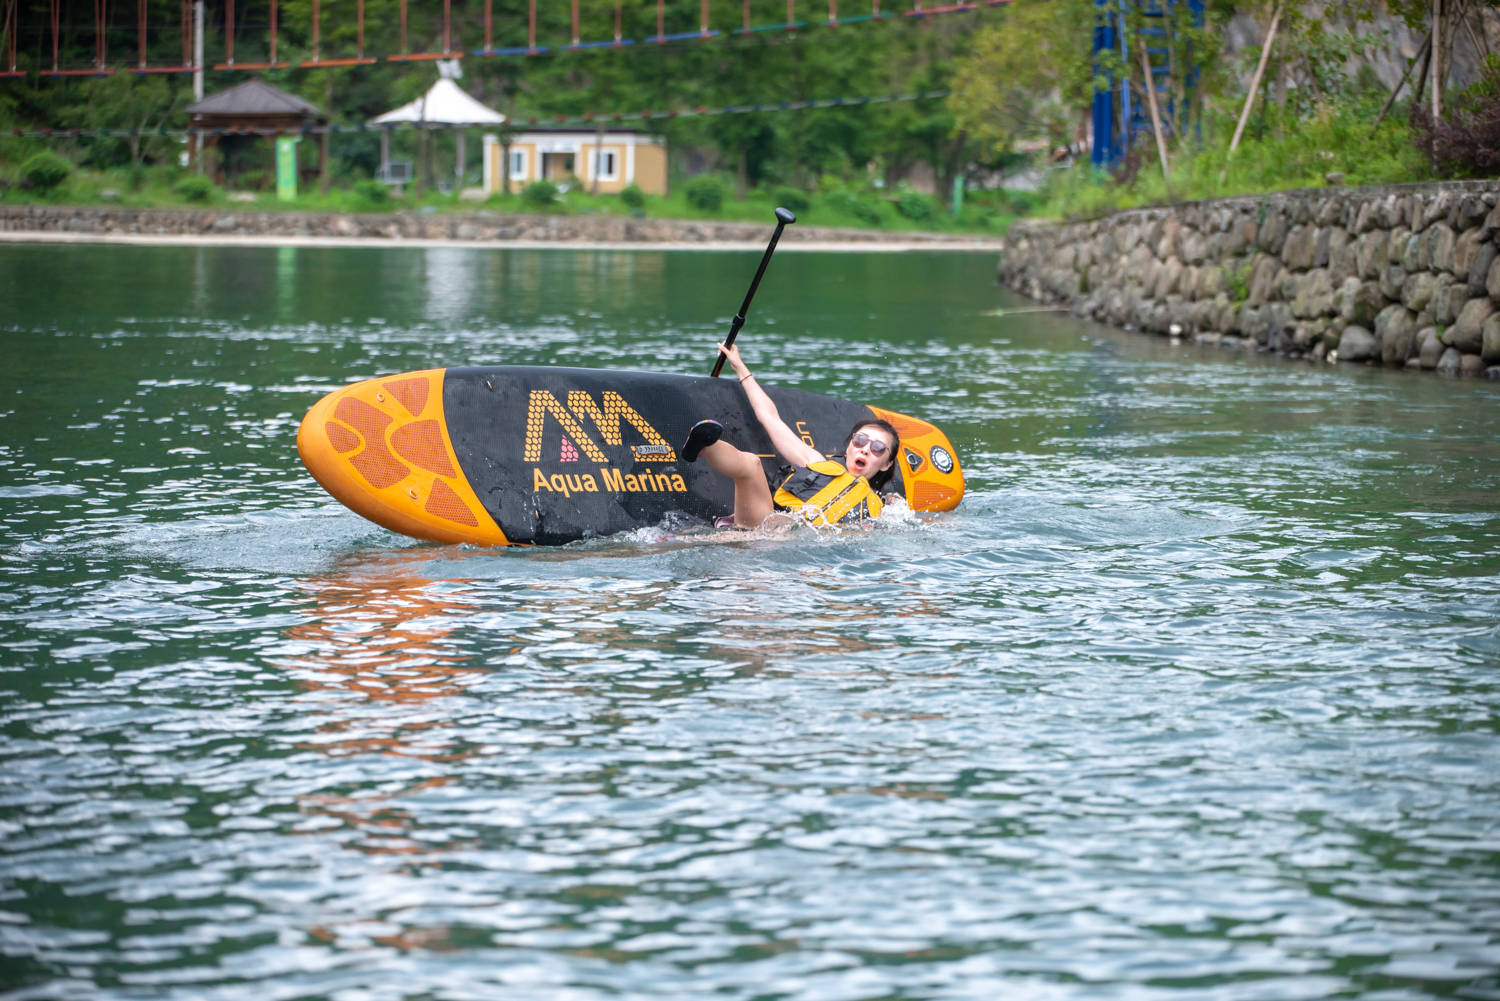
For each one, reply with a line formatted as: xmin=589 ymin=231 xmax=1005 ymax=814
xmin=187 ymin=78 xmax=327 ymax=189
xmin=371 ymin=77 xmax=506 ymax=191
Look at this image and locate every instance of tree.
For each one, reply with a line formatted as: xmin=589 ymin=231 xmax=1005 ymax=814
xmin=948 ymin=0 xmax=1094 ymax=163
xmin=81 ymin=73 xmax=186 ymax=168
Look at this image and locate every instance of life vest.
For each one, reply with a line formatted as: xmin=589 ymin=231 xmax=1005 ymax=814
xmin=773 ymin=459 xmax=884 ymax=525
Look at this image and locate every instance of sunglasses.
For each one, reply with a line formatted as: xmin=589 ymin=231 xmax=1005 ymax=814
xmin=850 ymin=431 xmax=891 ymax=457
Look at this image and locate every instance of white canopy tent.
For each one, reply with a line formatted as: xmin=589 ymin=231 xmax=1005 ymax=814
xmin=371 ymin=76 xmax=506 ymax=189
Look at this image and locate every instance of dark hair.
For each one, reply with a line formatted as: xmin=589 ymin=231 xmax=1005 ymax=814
xmin=839 ymin=419 xmax=900 ymax=491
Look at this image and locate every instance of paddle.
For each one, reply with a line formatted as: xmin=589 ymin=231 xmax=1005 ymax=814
xmin=710 ymin=206 xmax=796 ymax=378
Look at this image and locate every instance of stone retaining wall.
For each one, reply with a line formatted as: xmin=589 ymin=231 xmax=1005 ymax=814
xmin=997 ymin=180 xmax=1500 ymax=377
xmin=0 ymin=203 xmax=997 ymax=249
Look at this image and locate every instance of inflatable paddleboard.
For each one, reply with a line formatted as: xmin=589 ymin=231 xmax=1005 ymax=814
xmin=298 ymin=366 xmax=963 ymax=546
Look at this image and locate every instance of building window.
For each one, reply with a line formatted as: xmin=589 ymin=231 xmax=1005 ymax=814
xmin=509 ymin=149 xmax=527 ymax=181
xmin=591 ymin=150 xmax=618 ymax=182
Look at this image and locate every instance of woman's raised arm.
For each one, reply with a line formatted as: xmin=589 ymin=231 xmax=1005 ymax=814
xmin=717 ymin=344 xmax=822 ymax=468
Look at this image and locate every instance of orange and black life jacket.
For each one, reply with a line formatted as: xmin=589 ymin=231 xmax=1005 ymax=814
xmin=773 ymin=459 xmax=884 ymax=525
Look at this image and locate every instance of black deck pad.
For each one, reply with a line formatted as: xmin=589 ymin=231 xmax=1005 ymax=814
xmin=441 ymin=366 xmax=894 ymax=545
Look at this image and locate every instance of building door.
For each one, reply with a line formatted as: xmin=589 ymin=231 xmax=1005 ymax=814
xmin=541 ymin=152 xmax=576 ymax=182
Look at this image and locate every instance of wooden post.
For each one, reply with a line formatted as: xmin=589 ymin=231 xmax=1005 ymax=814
xmin=321 ymin=76 xmax=332 ymax=194
xmin=1138 ymin=39 xmax=1171 ymax=184
xmin=1221 ymin=2 xmax=1281 ymax=186
xmin=319 ymin=128 xmax=330 ymax=195
xmin=591 ymin=125 xmax=603 ymax=195
xmin=1371 ymin=32 xmax=1430 ymax=135
xmin=1432 ymin=0 xmax=1443 ymax=124
xmin=1460 ymin=0 xmax=1489 ymax=59
xmin=415 ymin=93 xmax=427 ymax=197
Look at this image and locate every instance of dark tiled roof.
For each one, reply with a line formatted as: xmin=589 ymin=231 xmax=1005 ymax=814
xmin=187 ymin=78 xmax=324 ymax=117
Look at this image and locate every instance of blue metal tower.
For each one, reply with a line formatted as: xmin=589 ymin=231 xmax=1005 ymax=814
xmin=1092 ymin=0 xmax=1204 ymax=168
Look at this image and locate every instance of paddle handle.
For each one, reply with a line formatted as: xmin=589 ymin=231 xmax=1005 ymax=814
xmin=711 ymin=206 xmax=796 ymax=378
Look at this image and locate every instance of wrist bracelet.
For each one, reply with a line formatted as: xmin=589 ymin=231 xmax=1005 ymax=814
xmin=740 ymin=372 xmax=754 ymax=383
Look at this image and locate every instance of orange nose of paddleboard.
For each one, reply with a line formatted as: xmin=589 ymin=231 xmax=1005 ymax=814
xmin=869 ymin=407 xmax=965 ymax=513
xmin=298 ymin=369 xmax=511 ymax=546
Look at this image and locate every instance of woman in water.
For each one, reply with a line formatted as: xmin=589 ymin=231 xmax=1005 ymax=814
xmin=682 ymin=343 xmax=900 ymax=528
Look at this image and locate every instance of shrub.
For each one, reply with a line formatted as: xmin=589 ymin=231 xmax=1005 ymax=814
xmin=1001 ymin=187 xmax=1042 ymax=216
xmin=521 ymin=179 xmax=560 ymax=209
xmin=772 ymin=186 xmax=810 ymax=215
xmin=236 ymin=169 xmax=269 ymax=192
xmin=111 ymin=163 xmax=150 ymax=193
xmin=1410 ymin=102 xmax=1500 ymax=177
xmin=619 ymin=183 xmax=645 ymax=210
xmin=1409 ymin=56 xmax=1500 ymax=177
xmin=352 ymin=178 xmax=390 ymax=207
xmin=21 ymin=151 xmax=72 ymax=191
xmin=684 ymin=174 xmax=725 ymax=213
xmin=825 ymin=189 xmax=885 ymax=226
xmin=895 ymin=190 xmax=936 ymax=223
xmin=1226 ymin=262 xmax=1252 ymax=306
xmin=173 ymin=174 xmax=217 ymax=202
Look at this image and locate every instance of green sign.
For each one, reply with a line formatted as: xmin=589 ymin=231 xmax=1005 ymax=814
xmin=276 ymin=136 xmax=299 ymax=201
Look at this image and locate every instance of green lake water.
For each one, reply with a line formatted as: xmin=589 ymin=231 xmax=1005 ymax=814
xmin=1 ymin=240 xmax=1498 ymax=1000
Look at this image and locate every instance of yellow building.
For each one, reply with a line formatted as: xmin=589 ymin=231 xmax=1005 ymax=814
xmin=483 ymin=130 xmax=668 ymax=197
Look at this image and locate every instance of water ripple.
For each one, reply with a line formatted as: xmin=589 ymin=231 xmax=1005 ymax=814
xmin=2 ymin=247 xmax=1499 ymax=1000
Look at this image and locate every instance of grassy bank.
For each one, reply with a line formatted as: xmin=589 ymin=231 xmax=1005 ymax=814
xmin=5 ymin=81 xmax=1492 ymax=234
xmin=1030 ymin=103 xmax=1439 ymax=222
xmin=0 ymin=160 xmax=1025 ymax=236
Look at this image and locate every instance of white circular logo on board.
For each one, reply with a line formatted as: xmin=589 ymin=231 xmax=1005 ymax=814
xmin=930 ymin=446 xmax=954 ymax=474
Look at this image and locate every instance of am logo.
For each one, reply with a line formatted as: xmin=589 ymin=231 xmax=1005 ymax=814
xmin=523 ymin=389 xmax=690 ymax=499
xmin=522 ymin=389 xmax=677 ymax=464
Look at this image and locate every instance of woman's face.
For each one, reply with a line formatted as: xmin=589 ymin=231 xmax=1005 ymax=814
xmin=845 ymin=425 xmax=896 ymax=478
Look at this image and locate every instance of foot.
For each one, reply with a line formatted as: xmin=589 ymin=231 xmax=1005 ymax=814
xmin=681 ymin=420 xmax=723 ymax=463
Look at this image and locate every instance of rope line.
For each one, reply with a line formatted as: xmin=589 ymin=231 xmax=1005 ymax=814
xmin=3 ymin=0 xmax=1006 ymax=76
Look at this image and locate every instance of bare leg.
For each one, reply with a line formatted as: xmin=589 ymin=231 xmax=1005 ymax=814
xmin=698 ymin=440 xmax=774 ymax=527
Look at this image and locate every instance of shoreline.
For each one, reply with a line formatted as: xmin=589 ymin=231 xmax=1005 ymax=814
xmin=996 ymin=179 xmax=1500 ymax=377
xmin=0 ymin=204 xmax=1007 ymax=253
xmin=0 ymin=230 xmax=1006 ymax=253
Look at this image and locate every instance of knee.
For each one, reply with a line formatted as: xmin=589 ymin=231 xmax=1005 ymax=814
xmin=702 ymin=440 xmax=758 ymax=476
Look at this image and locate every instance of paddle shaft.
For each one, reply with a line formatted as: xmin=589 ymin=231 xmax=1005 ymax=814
xmin=711 ymin=206 xmax=796 ymax=378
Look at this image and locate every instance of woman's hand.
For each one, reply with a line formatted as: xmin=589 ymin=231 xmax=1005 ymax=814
xmin=723 ymin=344 xmax=822 ymax=468
xmin=718 ymin=343 xmax=750 ymax=380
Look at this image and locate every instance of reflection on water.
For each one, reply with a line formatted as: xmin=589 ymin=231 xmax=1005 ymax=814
xmin=1 ymin=243 xmax=1498 ymax=1000
xmin=283 ymin=561 xmax=480 ymax=740
xmin=275 ymin=246 xmax=299 ymax=323
xmin=423 ymin=247 xmax=480 ymax=324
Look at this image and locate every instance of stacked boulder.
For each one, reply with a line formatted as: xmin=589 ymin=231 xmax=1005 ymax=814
xmin=997 ymin=180 xmax=1500 ymax=377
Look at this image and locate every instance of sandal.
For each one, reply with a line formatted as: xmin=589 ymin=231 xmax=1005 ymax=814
xmin=681 ymin=419 xmax=723 ymax=463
